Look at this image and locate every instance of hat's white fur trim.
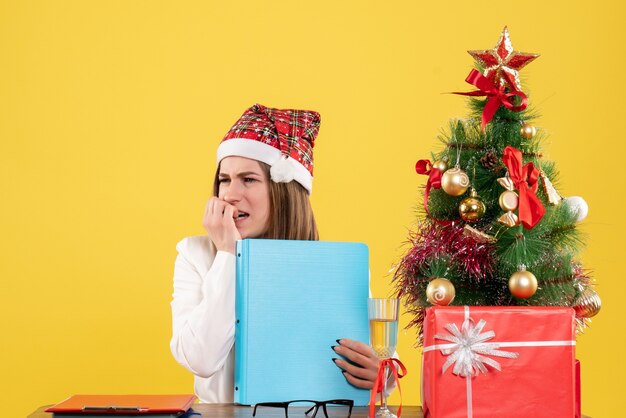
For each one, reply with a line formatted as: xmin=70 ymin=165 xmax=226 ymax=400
xmin=217 ymin=138 xmax=313 ymax=194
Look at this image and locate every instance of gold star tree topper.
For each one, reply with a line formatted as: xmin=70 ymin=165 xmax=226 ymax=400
xmin=468 ymin=26 xmax=540 ymax=91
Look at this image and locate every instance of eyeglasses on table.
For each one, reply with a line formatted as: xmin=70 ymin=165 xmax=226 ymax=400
xmin=252 ymin=399 xmax=354 ymax=418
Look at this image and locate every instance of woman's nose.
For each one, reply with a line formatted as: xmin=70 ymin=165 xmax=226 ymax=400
xmin=222 ymin=180 xmax=243 ymax=203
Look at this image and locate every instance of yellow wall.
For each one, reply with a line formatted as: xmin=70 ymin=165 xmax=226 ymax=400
xmin=1 ymin=1 xmax=624 ymax=416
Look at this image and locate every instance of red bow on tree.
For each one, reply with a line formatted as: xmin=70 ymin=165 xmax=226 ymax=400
xmin=415 ymin=159 xmax=442 ymax=207
xmin=415 ymin=160 xmax=451 ymax=225
xmin=454 ymin=69 xmax=528 ymax=131
xmin=502 ymin=146 xmax=545 ymax=229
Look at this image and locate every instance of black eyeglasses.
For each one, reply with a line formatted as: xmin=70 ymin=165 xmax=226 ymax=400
xmin=253 ymin=399 xmax=354 ymax=418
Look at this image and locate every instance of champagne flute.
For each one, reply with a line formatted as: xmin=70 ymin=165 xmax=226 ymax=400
xmin=368 ymin=298 xmax=399 ymax=418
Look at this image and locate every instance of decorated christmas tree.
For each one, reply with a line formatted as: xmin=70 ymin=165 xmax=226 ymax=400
xmin=394 ymin=27 xmax=601 ymax=347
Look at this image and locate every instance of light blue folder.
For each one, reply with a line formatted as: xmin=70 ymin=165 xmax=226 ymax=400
xmin=234 ymin=239 xmax=370 ymax=406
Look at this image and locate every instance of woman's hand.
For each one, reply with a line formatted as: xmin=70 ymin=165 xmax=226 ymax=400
xmin=203 ymin=197 xmax=242 ymax=254
xmin=332 ymin=338 xmax=381 ymax=389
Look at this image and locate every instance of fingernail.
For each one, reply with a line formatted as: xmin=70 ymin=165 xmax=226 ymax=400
xmin=331 ymin=345 xmax=337 ymax=351
xmin=332 ymin=357 xmax=338 ymax=363
xmin=336 ymin=339 xmax=342 ymax=344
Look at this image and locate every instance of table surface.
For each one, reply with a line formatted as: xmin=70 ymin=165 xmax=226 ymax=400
xmin=28 ymin=403 xmax=590 ymax=418
xmin=29 ymin=404 xmax=416 ymax=418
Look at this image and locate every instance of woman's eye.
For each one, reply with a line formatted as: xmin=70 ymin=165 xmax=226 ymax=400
xmin=244 ymin=177 xmax=256 ymax=183
xmin=218 ymin=178 xmax=230 ymax=184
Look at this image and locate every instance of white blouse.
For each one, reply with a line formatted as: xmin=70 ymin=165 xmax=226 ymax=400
xmin=170 ymin=236 xmax=236 ymax=403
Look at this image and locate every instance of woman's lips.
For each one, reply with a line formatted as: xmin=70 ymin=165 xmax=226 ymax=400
xmin=234 ymin=211 xmax=249 ymax=223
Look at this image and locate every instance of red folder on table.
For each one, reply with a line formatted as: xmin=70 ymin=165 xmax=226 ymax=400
xmin=45 ymin=394 xmax=196 ymax=416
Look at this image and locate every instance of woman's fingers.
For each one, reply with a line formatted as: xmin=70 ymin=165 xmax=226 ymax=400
xmin=340 ymin=338 xmax=377 ymax=356
xmin=333 ymin=357 xmax=376 ymax=381
xmin=202 ymin=197 xmax=241 ymax=253
xmin=223 ymin=205 xmax=238 ymax=225
xmin=334 ymin=339 xmax=379 ymax=367
xmin=341 ymin=370 xmax=374 ymax=389
xmin=211 ymin=197 xmax=225 ymax=215
xmin=332 ymin=338 xmax=381 ymax=389
xmin=203 ymin=198 xmax=218 ymax=229
xmin=204 ymin=198 xmax=229 ymax=224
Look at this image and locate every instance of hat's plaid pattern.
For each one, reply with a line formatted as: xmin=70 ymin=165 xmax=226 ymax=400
xmin=222 ymin=104 xmax=320 ymax=175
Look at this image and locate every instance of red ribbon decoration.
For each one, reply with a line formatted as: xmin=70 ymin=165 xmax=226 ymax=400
xmin=453 ymin=69 xmax=528 ymax=131
xmin=415 ymin=159 xmax=441 ymax=212
xmin=369 ymin=358 xmax=407 ymax=418
xmin=415 ymin=160 xmax=452 ymax=226
xmin=502 ymin=146 xmax=545 ymax=229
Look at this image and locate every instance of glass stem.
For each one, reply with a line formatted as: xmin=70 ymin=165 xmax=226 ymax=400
xmin=381 ymin=363 xmax=389 ymax=410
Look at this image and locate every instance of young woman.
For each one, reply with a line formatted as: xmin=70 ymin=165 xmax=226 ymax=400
xmin=169 ymin=104 xmax=381 ymax=403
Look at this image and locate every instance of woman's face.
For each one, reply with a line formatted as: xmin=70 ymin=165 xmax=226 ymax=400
xmin=218 ymin=156 xmax=271 ymax=239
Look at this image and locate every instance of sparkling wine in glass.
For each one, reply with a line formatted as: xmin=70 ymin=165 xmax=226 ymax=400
xmin=370 ymin=318 xmax=399 ymax=358
xmin=368 ymin=298 xmax=399 ymax=418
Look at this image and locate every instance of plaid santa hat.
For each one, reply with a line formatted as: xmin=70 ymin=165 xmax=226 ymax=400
xmin=217 ymin=104 xmax=321 ymax=194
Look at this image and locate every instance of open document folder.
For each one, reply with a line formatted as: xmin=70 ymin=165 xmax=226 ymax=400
xmin=234 ymin=239 xmax=370 ymax=406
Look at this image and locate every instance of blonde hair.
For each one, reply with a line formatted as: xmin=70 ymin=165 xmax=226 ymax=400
xmin=213 ymin=161 xmax=319 ymax=241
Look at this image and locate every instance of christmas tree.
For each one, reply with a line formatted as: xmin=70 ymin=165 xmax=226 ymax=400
xmin=394 ymin=27 xmax=601 ymax=346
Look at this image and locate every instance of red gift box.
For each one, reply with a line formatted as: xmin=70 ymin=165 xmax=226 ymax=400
xmin=422 ymin=306 xmax=576 ymax=418
xmin=575 ymin=359 xmax=581 ymax=418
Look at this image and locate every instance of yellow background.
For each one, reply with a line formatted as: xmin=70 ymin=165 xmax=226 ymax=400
xmin=1 ymin=1 xmax=624 ymax=417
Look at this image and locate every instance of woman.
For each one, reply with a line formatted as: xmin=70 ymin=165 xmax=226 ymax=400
xmin=169 ymin=104 xmax=381 ymax=403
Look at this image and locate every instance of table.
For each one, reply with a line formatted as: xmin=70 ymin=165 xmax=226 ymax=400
xmin=28 ymin=404 xmax=420 ymax=418
xmin=28 ymin=404 xmax=590 ymax=418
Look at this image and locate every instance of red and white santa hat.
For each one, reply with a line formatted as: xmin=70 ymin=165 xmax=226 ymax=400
xmin=217 ymin=104 xmax=321 ymax=194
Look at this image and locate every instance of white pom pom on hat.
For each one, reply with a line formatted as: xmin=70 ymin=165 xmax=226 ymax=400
xmin=269 ymin=156 xmax=296 ymax=183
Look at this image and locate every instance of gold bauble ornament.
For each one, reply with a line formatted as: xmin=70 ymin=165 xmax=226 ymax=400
xmin=520 ymin=123 xmax=537 ymax=139
xmin=573 ymin=287 xmax=602 ymax=318
xmin=426 ymin=278 xmax=456 ymax=306
xmin=441 ymin=167 xmax=470 ymax=196
xmin=432 ymin=159 xmax=448 ymax=173
xmin=508 ymin=269 xmax=538 ymax=298
xmin=459 ymin=189 xmax=486 ymax=223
